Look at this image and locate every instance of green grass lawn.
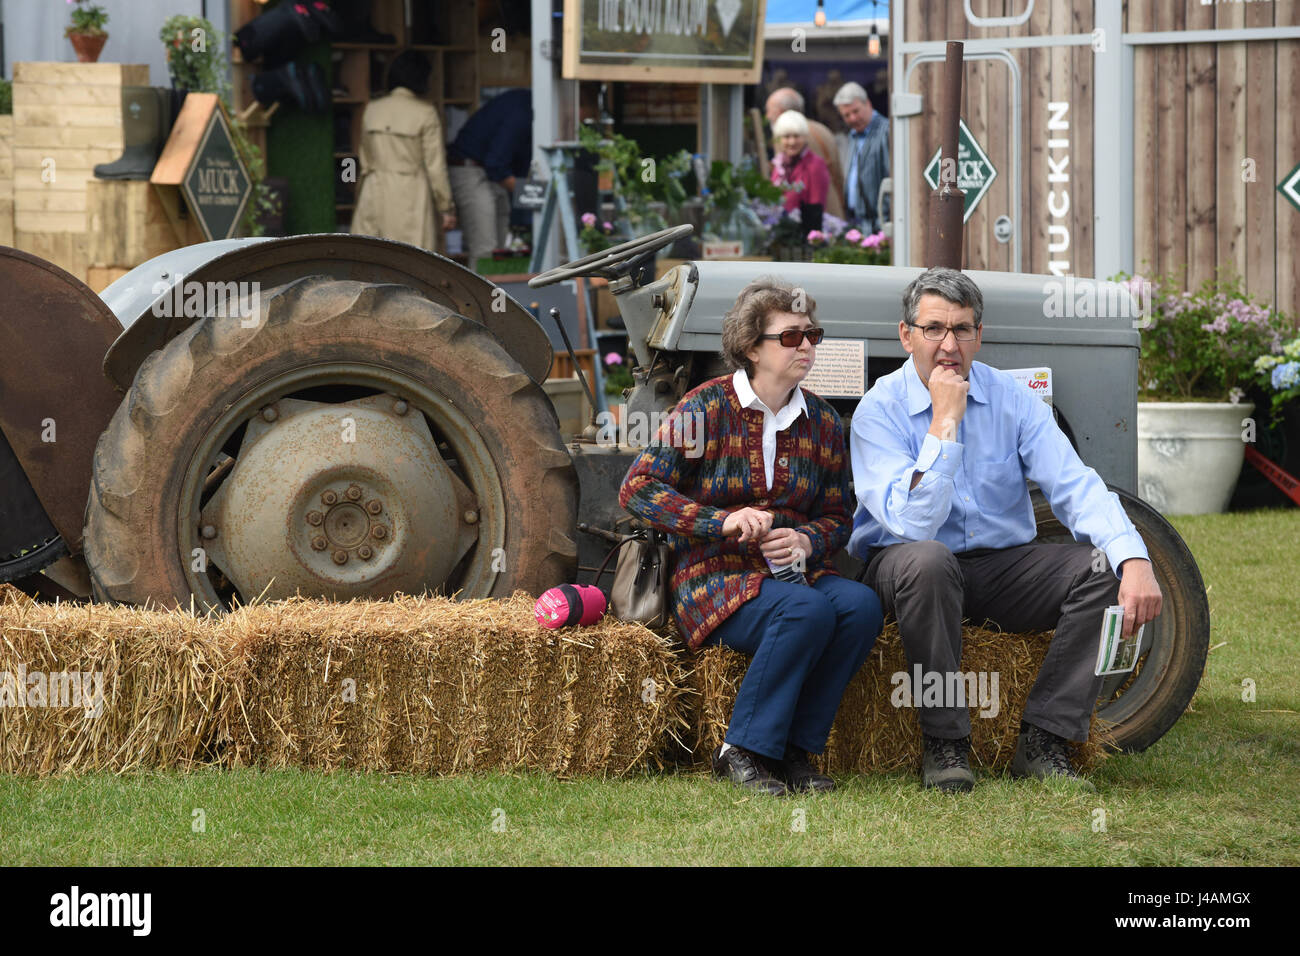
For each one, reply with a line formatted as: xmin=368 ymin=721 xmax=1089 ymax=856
xmin=2 ymin=511 xmax=1297 ymax=866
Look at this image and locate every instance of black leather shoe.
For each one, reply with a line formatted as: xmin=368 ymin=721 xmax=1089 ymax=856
xmin=780 ymin=747 xmax=835 ymax=793
xmin=711 ymin=745 xmax=788 ymax=796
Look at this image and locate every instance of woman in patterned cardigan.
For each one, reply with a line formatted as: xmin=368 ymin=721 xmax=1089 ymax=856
xmin=620 ymin=278 xmax=883 ymax=796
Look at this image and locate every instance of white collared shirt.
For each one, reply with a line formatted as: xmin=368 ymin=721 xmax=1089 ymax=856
xmin=732 ymin=369 xmax=808 ymax=490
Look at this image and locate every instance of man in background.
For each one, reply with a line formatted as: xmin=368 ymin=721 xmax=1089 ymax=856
xmin=448 ymin=87 xmax=531 ymax=271
xmin=835 ymin=81 xmax=890 ymax=234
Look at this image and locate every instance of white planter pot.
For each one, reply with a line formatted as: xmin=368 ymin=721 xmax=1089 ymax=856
xmin=1137 ymin=401 xmax=1254 ymax=514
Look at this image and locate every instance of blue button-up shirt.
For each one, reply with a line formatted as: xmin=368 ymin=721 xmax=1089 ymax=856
xmin=848 ymin=357 xmax=1148 ymax=578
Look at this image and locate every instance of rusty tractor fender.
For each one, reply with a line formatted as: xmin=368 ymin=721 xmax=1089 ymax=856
xmin=0 ymin=247 xmax=125 ymax=554
xmin=101 ymin=234 xmax=554 ymax=390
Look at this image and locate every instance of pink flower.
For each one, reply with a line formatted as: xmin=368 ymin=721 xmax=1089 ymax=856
xmin=602 ymin=221 xmax=613 ymax=232
xmin=581 ymin=212 xmax=597 ymax=227
xmin=863 ymin=232 xmax=884 ymax=248
xmin=806 ymin=230 xmax=824 ymax=242
xmin=859 ymin=237 xmax=871 ymax=248
xmin=605 ymin=352 xmax=623 ymax=366
xmin=845 ymin=229 xmax=862 ymax=243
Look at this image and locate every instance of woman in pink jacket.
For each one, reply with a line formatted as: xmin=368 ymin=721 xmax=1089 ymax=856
xmin=770 ymin=110 xmax=830 ymax=234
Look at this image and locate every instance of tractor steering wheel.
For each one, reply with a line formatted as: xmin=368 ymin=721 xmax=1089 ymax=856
xmin=528 ymin=224 xmax=694 ymax=288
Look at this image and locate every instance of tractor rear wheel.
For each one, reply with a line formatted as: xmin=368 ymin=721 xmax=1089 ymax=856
xmin=1032 ymin=486 xmax=1210 ymax=751
xmin=84 ymin=277 xmax=577 ymax=609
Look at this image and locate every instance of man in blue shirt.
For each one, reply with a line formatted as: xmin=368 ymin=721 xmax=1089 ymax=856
xmin=849 ymin=267 xmax=1163 ymax=792
xmin=835 ymin=82 xmax=890 ymax=234
xmin=448 ymin=88 xmax=532 ymax=271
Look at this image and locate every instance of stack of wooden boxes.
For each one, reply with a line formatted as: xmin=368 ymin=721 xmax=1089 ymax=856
xmin=5 ymin=62 xmax=147 ymax=286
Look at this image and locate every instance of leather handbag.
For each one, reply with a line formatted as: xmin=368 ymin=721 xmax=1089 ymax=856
xmin=592 ymin=529 xmax=671 ymax=628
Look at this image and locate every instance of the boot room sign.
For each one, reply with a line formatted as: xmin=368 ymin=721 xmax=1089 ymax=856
xmin=151 ymin=93 xmax=252 ymax=242
xmin=562 ymin=0 xmax=767 ymax=83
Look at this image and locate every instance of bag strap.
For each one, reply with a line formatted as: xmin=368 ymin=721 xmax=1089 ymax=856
xmin=591 ymin=536 xmax=635 ymax=585
xmin=590 ymin=528 xmax=662 ymax=586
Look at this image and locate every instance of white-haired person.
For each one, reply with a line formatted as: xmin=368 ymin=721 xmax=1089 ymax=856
xmin=769 ymin=110 xmax=830 ymax=235
xmin=620 ymin=278 xmax=883 ymax=797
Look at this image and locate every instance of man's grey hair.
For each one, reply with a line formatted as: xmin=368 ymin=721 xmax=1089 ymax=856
xmin=902 ymin=267 xmax=984 ymax=327
xmin=768 ymin=87 xmax=804 ymax=113
xmin=832 ymin=81 xmax=869 ymax=107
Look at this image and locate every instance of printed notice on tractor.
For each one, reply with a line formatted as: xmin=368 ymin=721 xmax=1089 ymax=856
xmin=1003 ymin=366 xmax=1053 ymax=405
xmin=804 ymin=339 xmax=867 ymax=398
xmin=1095 ymin=605 xmax=1144 ymax=676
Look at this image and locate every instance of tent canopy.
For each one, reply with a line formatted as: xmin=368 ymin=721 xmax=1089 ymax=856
xmin=764 ymin=0 xmax=889 ymax=25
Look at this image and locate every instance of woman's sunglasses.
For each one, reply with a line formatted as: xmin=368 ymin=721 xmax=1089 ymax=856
xmin=759 ymin=328 xmax=825 ymax=348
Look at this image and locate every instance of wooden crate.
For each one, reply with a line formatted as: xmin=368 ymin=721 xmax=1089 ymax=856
xmin=0 ymin=116 xmax=13 ymax=247
xmin=86 ymin=180 xmax=189 ymax=268
xmin=9 ymin=61 xmax=147 ymax=277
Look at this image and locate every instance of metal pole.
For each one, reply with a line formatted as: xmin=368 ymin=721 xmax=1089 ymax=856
xmin=926 ymin=41 xmax=966 ymax=269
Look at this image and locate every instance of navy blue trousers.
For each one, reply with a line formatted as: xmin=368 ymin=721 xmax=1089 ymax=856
xmin=704 ymin=575 xmax=883 ymax=761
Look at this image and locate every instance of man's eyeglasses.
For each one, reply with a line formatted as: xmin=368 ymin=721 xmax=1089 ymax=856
xmin=907 ymin=322 xmax=980 ymax=342
xmin=760 ymin=328 xmax=825 ymax=347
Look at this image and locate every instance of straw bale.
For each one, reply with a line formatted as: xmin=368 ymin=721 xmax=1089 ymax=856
xmin=0 ymin=591 xmax=228 ymax=775
xmin=683 ymin=622 xmax=1110 ymax=774
xmin=219 ymin=593 xmax=691 ymax=776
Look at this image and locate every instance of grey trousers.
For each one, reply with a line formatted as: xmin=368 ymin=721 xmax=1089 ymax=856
xmin=864 ymin=540 xmax=1120 ymax=742
xmin=448 ymin=164 xmax=510 ymax=268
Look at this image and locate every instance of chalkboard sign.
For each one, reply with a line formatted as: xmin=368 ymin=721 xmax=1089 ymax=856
xmin=516 ymin=178 xmax=548 ymax=210
xmin=563 ymin=0 xmax=767 ymax=84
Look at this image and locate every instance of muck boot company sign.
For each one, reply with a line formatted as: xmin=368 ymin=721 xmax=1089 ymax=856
xmin=152 ymin=93 xmax=252 ymax=241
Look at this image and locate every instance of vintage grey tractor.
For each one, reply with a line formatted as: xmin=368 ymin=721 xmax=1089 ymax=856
xmin=0 ymin=226 xmax=1208 ymax=752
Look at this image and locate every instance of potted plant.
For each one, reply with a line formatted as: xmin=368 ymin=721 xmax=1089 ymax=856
xmin=66 ymin=1 xmax=109 ymax=63
xmin=579 ymin=212 xmax=616 ymax=256
xmin=577 ymin=125 xmax=690 ymax=239
xmin=1129 ymin=270 xmax=1291 ymax=514
xmin=701 ymin=157 xmax=779 ymax=255
xmin=158 ymin=14 xmax=278 ymax=238
xmin=1253 ymin=334 xmax=1300 ymax=416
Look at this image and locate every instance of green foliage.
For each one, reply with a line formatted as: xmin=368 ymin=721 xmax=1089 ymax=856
xmin=579 ymin=213 xmax=617 ymax=255
xmin=1122 ymin=269 xmax=1291 ymax=401
xmin=66 ymin=1 xmax=108 ymax=36
xmin=0 ymin=79 xmax=12 ymax=116
xmin=603 ymin=352 xmax=634 ymax=396
xmin=704 ymin=157 xmax=781 ymax=215
xmin=157 ymin=14 xmax=274 ymax=237
xmin=811 ymin=228 xmax=891 ymax=266
xmin=1253 ymin=335 xmax=1300 ymax=415
xmin=578 ymin=125 xmax=691 ymax=227
xmin=160 ymin=15 xmax=224 ymax=93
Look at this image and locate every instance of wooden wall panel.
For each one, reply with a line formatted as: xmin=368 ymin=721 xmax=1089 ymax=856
xmin=1276 ymin=40 xmax=1300 ymax=327
xmin=1243 ymin=1 xmax=1277 ymax=305
xmin=899 ymin=0 xmax=1295 ymax=322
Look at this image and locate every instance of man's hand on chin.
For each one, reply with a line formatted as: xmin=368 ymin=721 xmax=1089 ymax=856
xmin=1117 ymin=558 xmax=1163 ymax=637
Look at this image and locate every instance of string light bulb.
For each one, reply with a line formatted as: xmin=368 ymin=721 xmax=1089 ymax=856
xmin=867 ymin=1 xmax=881 ymax=56
xmin=815 ymin=0 xmax=826 ymax=28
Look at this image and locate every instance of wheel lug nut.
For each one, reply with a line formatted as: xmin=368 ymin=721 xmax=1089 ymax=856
xmin=371 ymin=525 xmax=387 ymax=540
xmin=261 ymin=406 xmax=278 ymax=422
xmin=463 ymin=510 xmax=479 ymax=525
xmin=311 ymin=536 xmax=327 ymax=551
xmin=322 ymin=490 xmax=338 ymax=505
xmin=358 ymin=545 xmax=373 ymax=560
xmin=346 ymin=484 xmax=362 ymax=501
xmin=393 ymin=399 xmax=409 ymax=415
xmin=366 ymin=499 xmax=382 ymax=515
xmin=306 ymin=511 xmax=323 ymax=526
xmin=332 ymin=550 xmax=348 ymax=565
xmin=201 ymin=524 xmax=218 ymax=539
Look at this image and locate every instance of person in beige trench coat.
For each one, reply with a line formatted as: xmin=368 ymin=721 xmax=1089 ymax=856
xmin=351 ymin=50 xmax=455 ymax=249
